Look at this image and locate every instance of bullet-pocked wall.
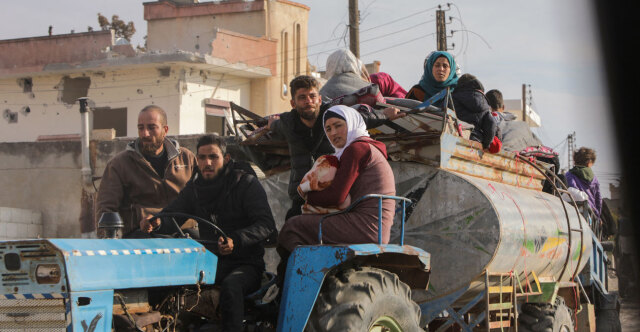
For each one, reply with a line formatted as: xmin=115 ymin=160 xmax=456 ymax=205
xmin=0 ymin=65 xmax=251 ymax=143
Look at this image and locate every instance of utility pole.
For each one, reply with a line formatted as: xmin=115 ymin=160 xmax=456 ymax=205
xmin=522 ymin=84 xmax=528 ymax=124
xmin=567 ymin=132 xmax=576 ymax=169
xmin=349 ymin=0 xmax=360 ymax=58
xmin=436 ymin=6 xmax=447 ymax=51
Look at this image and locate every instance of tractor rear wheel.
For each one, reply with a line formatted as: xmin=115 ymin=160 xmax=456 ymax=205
xmin=306 ymin=267 xmax=422 ymax=332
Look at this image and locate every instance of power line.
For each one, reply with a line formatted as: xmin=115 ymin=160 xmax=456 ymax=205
xmin=447 ymin=3 xmax=469 ymax=55
xmin=2 ymin=6 xmax=444 ymax=90
xmin=3 ymin=21 xmax=440 ymax=94
xmin=360 ymin=6 xmax=438 ymax=34
xmin=361 ymin=32 xmax=436 ymax=57
xmin=361 ymin=19 xmax=435 ymax=44
xmin=451 ymin=29 xmax=492 ymax=49
xmin=552 ymin=137 xmax=567 ymax=149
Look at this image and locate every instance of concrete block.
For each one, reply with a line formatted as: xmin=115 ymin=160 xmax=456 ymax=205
xmin=11 ymin=208 xmax=24 ymax=224
xmin=11 ymin=208 xmax=28 ymax=224
xmin=27 ymin=224 xmax=43 ymax=238
xmin=6 ymin=222 xmax=18 ymax=238
xmin=0 ymin=222 xmax=6 ymax=238
xmin=17 ymin=223 xmax=30 ymax=238
xmin=0 ymin=207 xmax=9 ymax=222
xmin=31 ymin=211 xmax=42 ymax=225
xmin=91 ymin=128 xmax=116 ymax=141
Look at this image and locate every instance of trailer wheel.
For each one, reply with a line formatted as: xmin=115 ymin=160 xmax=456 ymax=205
xmin=306 ymin=267 xmax=422 ymax=332
xmin=519 ymin=298 xmax=573 ymax=332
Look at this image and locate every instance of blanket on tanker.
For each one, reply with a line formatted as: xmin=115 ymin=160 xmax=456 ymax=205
xmin=297 ymin=155 xmax=351 ymax=214
xmin=500 ymin=120 xmax=542 ymax=152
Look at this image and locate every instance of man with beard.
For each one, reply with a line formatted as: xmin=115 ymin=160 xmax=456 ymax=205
xmin=140 ymin=134 xmax=276 ymax=332
xmin=96 ymin=105 xmax=196 ymax=237
xmin=267 ymin=75 xmax=403 ymax=219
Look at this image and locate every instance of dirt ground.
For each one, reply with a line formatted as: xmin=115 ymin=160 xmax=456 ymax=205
xmin=620 ymin=299 xmax=640 ymax=332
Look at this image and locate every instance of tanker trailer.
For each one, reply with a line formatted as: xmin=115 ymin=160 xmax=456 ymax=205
xmin=229 ymin=97 xmax=618 ymax=331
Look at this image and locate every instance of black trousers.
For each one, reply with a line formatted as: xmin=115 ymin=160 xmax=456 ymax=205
xmin=216 ymin=264 xmax=262 ymax=332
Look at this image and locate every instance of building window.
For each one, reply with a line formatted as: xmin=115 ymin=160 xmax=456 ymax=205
xmin=204 ymin=98 xmax=231 ymax=135
xmin=92 ymin=107 xmax=127 ymax=137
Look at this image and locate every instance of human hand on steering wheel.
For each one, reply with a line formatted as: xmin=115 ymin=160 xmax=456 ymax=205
xmin=141 ymin=212 xmax=230 ymax=255
xmin=218 ymin=236 xmax=234 ymax=255
xmin=140 ymin=215 xmax=161 ymax=233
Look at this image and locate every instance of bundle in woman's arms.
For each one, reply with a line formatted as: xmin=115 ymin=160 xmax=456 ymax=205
xmin=297 ymin=155 xmax=351 ymax=214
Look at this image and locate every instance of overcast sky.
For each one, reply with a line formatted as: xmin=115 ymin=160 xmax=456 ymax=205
xmin=0 ymin=0 xmax=621 ymax=197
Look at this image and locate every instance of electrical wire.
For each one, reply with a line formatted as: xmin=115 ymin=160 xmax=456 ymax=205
xmin=361 ymin=32 xmax=436 ymax=57
xmin=1 ymin=6 xmax=445 ymax=90
xmin=1 ymin=5 xmax=448 ymax=106
xmin=451 ymin=29 xmax=492 ymax=49
xmin=2 ymin=23 xmax=442 ymax=98
xmin=361 ymin=19 xmax=435 ymax=44
xmin=448 ymin=3 xmax=470 ymax=55
xmin=360 ymin=6 xmax=438 ymax=34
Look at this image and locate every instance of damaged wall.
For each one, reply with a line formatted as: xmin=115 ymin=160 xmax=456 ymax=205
xmin=0 ymin=136 xmax=201 ymax=238
xmin=0 ymin=30 xmax=114 ymax=77
xmin=145 ymin=1 xmax=266 ymax=54
xmin=179 ymin=68 xmax=250 ymax=134
xmin=0 ymin=140 xmax=85 ymax=237
xmin=0 ymin=65 xmax=250 ymax=142
xmin=143 ymin=0 xmax=308 ymax=117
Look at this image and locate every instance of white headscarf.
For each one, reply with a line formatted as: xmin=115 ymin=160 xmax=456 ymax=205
xmin=323 ymin=105 xmax=370 ymax=160
xmin=325 ymin=49 xmax=369 ymax=81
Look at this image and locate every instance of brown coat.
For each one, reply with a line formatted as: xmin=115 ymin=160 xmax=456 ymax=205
xmin=96 ymin=138 xmax=196 ymax=235
xmin=278 ymin=140 xmax=395 ymax=252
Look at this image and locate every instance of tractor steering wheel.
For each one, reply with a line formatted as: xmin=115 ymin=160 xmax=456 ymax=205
xmin=148 ymin=212 xmax=229 ymax=250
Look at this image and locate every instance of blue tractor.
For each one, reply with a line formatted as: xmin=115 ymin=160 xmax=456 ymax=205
xmin=0 ymin=194 xmax=430 ymax=331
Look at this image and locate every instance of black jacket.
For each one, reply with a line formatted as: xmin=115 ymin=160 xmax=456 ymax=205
xmin=451 ymin=76 xmax=499 ymax=149
xmin=270 ymin=103 xmax=389 ymax=203
xmin=162 ymin=160 xmax=276 ymax=271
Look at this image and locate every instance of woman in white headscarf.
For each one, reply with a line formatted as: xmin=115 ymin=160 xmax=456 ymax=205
xmin=276 ymin=105 xmax=396 ymax=265
xmin=319 ymin=49 xmax=372 ymax=101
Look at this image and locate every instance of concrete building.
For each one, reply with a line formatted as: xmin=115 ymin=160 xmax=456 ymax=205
xmin=0 ymin=0 xmax=310 ymax=143
xmin=0 ymin=0 xmax=310 ymax=238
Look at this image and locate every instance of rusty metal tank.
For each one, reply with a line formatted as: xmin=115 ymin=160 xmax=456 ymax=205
xmin=385 ymin=128 xmax=592 ymax=305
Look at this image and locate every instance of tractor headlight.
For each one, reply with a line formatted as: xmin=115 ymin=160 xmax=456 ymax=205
xmin=35 ymin=264 xmax=61 ymax=284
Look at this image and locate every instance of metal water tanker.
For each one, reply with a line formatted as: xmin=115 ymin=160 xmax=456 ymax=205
xmin=388 ymin=141 xmax=591 ymax=306
xmin=247 ymin=106 xmax=592 ymax=307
